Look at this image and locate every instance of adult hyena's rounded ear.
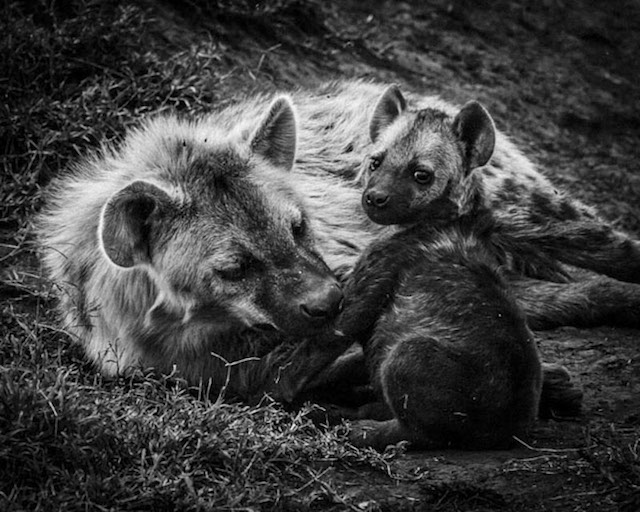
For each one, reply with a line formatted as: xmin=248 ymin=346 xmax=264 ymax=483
xmin=99 ymin=181 xmax=173 ymax=268
xmin=250 ymin=95 xmax=297 ymax=171
xmin=369 ymin=85 xmax=407 ymax=143
xmin=452 ymin=101 xmax=496 ymax=173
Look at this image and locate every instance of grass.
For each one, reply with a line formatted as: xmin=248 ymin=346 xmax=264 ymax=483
xmin=0 ymin=361 xmax=390 ymax=510
xmin=0 ymin=302 xmax=398 ymax=510
xmin=0 ymin=0 xmax=234 ymax=228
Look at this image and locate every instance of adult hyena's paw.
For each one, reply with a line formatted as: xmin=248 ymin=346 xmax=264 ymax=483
xmin=539 ymin=363 xmax=583 ymax=419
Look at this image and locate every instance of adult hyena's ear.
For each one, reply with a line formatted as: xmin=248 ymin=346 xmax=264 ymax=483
xmin=452 ymin=101 xmax=496 ymax=173
xmin=369 ymin=85 xmax=407 ymax=143
xmin=99 ymin=181 xmax=173 ymax=268
xmin=250 ymin=95 xmax=297 ymax=171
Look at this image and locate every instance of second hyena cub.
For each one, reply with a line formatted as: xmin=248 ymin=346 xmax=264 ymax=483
xmin=336 ymin=103 xmax=542 ymax=450
xmin=361 ymin=85 xmax=640 ymax=283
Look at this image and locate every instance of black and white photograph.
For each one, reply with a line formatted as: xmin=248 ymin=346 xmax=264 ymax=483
xmin=1 ymin=1 xmax=639 ymax=510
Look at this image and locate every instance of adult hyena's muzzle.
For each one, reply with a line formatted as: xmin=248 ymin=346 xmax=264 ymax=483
xmin=298 ymin=274 xmax=344 ymax=323
xmin=263 ymin=266 xmax=344 ymax=335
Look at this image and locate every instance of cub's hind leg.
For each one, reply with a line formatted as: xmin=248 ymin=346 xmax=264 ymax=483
xmin=348 ymin=336 xmax=465 ymax=450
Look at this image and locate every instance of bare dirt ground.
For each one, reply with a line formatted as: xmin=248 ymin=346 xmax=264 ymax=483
xmin=2 ymin=0 xmax=639 ymax=510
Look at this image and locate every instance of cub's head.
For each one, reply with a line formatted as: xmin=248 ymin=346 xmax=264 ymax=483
xmin=361 ymin=85 xmax=495 ymax=225
xmin=98 ymin=97 xmax=343 ymax=338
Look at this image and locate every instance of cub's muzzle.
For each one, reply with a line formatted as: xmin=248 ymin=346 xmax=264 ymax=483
xmin=364 ymin=189 xmax=390 ymax=209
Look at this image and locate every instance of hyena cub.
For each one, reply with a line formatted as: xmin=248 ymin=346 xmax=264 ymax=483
xmin=335 ymin=101 xmax=542 ymax=450
xmin=38 ymin=96 xmax=343 ymax=400
xmin=362 ymin=85 xmax=640 ymax=284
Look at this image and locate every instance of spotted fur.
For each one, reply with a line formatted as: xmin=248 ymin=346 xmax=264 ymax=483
xmin=360 ymin=84 xmax=640 ymax=283
xmin=39 ymin=80 xmax=640 ymax=403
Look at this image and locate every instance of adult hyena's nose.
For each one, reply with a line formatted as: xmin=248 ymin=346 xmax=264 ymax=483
xmin=300 ymin=281 xmax=344 ymax=321
xmin=365 ymin=189 xmax=389 ymax=208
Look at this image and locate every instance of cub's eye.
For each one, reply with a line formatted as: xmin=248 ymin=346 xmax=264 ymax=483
xmin=369 ymin=155 xmax=383 ymax=172
xmin=413 ymin=169 xmax=434 ymax=186
xmin=292 ymin=217 xmax=307 ymax=239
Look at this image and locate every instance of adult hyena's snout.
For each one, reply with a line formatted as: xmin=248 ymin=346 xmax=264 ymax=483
xmin=299 ymin=277 xmax=344 ymax=322
xmin=269 ymin=268 xmax=344 ymax=335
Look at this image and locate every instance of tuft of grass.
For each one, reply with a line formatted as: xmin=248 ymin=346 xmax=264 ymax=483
xmin=0 ymin=365 xmax=396 ymax=510
xmin=582 ymin=426 xmax=640 ymax=512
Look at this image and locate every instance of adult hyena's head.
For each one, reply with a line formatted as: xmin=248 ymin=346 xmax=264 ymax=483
xmin=98 ymin=97 xmax=343 ymax=338
xmin=361 ymin=86 xmax=496 ymax=226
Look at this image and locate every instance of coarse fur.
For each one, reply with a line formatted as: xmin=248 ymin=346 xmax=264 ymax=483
xmin=39 ymin=80 xmax=640 ymax=403
xmin=341 ymin=224 xmax=542 ymax=450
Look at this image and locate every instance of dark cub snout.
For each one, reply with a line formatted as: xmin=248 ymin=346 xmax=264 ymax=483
xmin=364 ymin=189 xmax=390 ymax=209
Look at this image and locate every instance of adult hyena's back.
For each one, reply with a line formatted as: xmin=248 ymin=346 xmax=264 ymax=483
xmin=290 ymin=82 xmax=391 ymax=271
xmin=289 ymin=80 xmax=640 ymax=328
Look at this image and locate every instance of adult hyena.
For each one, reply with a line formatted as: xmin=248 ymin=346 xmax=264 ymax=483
xmin=39 ymin=96 xmax=346 ymax=401
xmin=40 ymin=80 xmax=640 ymax=403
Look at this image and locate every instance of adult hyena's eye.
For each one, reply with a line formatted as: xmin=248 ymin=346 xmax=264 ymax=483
xmin=413 ymin=169 xmax=434 ymax=186
xmin=292 ymin=218 xmax=307 ymax=239
xmin=217 ymin=255 xmax=261 ymax=281
xmin=369 ymin=155 xmax=384 ymax=172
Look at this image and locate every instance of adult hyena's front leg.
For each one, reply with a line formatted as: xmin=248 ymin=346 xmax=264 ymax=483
xmin=510 ymin=275 xmax=640 ymax=330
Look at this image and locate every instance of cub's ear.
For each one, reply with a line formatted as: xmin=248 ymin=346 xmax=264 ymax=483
xmin=251 ymin=95 xmax=297 ymax=171
xmin=452 ymin=101 xmax=496 ymax=173
xmin=369 ymin=85 xmax=407 ymax=143
xmin=99 ymin=181 xmax=173 ymax=268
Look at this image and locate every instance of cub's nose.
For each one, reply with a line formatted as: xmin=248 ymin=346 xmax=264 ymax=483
xmin=365 ymin=189 xmax=389 ymax=208
xmin=300 ymin=282 xmax=344 ymax=321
